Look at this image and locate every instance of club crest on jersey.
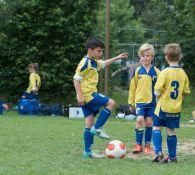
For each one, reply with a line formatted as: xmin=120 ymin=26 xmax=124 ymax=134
xmin=138 ymin=75 xmax=142 ymax=79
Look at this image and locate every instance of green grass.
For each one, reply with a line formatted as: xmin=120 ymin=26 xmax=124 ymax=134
xmin=0 ymin=111 xmax=195 ymax=175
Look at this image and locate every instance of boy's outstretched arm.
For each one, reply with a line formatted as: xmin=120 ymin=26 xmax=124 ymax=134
xmin=74 ymin=80 xmax=84 ymax=106
xmin=104 ymin=53 xmax=128 ymax=66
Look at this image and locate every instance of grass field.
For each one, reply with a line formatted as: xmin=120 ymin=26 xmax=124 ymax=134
xmin=0 ymin=110 xmax=195 ymax=175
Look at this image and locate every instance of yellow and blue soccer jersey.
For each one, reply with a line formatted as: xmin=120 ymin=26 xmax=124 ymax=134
xmin=128 ymin=66 xmax=160 ymax=108
xmin=73 ymin=56 xmax=105 ymax=103
xmin=26 ymin=73 xmax=41 ymax=93
xmin=154 ymin=66 xmax=190 ymax=115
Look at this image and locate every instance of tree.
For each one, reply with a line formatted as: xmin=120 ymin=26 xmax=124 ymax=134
xmin=129 ymin=0 xmax=151 ymax=18
xmin=140 ymin=0 xmax=195 ymax=77
xmin=0 ymin=0 xmax=100 ymax=103
xmin=96 ymin=0 xmax=145 ymax=57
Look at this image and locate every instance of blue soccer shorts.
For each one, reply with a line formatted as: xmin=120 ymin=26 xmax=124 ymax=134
xmin=153 ymin=110 xmax=180 ymax=129
xmin=135 ymin=107 xmax=154 ymax=118
xmin=82 ymin=92 xmax=109 ymax=118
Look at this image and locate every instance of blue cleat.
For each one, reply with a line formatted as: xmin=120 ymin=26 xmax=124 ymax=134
xmin=90 ymin=126 xmax=110 ymax=139
xmin=83 ymin=151 xmax=104 ymax=158
xmin=160 ymin=156 xmax=177 ymax=163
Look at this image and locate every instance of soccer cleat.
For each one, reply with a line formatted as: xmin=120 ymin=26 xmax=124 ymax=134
xmin=133 ymin=144 xmax=143 ymax=154
xmin=144 ymin=144 xmax=153 ymax=155
xmin=152 ymin=152 xmax=164 ymax=162
xmin=90 ymin=127 xmax=110 ymax=139
xmin=160 ymin=156 xmax=177 ymax=163
xmin=83 ymin=151 xmax=104 ymax=158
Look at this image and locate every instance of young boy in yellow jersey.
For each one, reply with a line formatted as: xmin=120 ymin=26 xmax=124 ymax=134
xmin=74 ymin=37 xmax=128 ymax=158
xmin=152 ymin=43 xmax=190 ymax=163
xmin=128 ymin=43 xmax=160 ymax=154
xmin=22 ymin=63 xmax=41 ymax=100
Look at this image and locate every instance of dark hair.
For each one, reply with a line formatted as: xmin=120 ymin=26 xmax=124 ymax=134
xmin=85 ymin=37 xmax=104 ymax=50
xmin=28 ymin=63 xmax=39 ymax=72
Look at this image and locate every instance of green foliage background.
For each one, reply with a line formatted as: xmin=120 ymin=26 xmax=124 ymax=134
xmin=0 ymin=0 xmax=99 ymax=103
xmin=0 ymin=0 xmax=194 ymax=103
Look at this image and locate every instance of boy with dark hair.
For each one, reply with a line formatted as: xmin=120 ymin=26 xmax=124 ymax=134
xmin=74 ymin=37 xmax=128 ymax=158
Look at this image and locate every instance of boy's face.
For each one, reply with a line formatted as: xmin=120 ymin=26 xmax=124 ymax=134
xmin=140 ymin=50 xmax=153 ymax=66
xmin=28 ymin=67 xmax=34 ymax=73
xmin=89 ymin=47 xmax=103 ymax=59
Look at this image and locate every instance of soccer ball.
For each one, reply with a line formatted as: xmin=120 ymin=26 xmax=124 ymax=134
xmin=105 ymin=140 xmax=126 ymax=159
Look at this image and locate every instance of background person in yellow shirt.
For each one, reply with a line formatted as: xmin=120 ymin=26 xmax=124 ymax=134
xmin=152 ymin=43 xmax=190 ymax=163
xmin=128 ymin=43 xmax=160 ymax=154
xmin=22 ymin=63 xmax=41 ymax=100
xmin=74 ymin=37 xmax=128 ymax=158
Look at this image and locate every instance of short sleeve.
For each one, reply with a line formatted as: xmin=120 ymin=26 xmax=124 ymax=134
xmin=96 ymin=59 xmax=105 ymax=71
xmin=128 ymin=67 xmax=139 ymax=106
xmin=183 ymin=75 xmax=190 ymax=94
xmin=155 ymin=67 xmax=161 ymax=76
xmin=154 ymin=70 xmax=166 ymax=95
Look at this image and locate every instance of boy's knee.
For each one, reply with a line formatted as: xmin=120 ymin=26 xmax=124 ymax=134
xmin=107 ymin=99 xmax=116 ymax=108
xmin=145 ymin=118 xmax=153 ymax=127
xmin=137 ymin=116 xmax=144 ymax=122
xmin=136 ymin=117 xmax=145 ymax=128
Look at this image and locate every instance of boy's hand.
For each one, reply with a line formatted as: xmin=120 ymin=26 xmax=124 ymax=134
xmin=105 ymin=53 xmax=128 ymax=66
xmin=130 ymin=106 xmax=135 ymax=113
xmin=116 ymin=53 xmax=128 ymax=60
xmin=77 ymin=95 xmax=84 ymax=106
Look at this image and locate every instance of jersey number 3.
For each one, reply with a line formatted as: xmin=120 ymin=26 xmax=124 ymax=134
xmin=170 ymin=81 xmax=179 ymax=99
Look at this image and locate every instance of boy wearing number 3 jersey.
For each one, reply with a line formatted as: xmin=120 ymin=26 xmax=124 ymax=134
xmin=152 ymin=43 xmax=190 ymax=163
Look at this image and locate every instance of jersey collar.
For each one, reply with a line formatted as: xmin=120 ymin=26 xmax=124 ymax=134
xmin=169 ymin=66 xmax=181 ymax=68
xmin=141 ymin=65 xmax=154 ymax=74
xmin=85 ymin=55 xmax=97 ymax=69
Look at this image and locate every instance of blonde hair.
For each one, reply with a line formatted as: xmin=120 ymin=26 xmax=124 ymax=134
xmin=164 ymin=43 xmax=182 ymax=62
xmin=138 ymin=43 xmax=155 ymax=57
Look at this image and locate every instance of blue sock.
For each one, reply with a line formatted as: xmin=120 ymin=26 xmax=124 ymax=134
xmin=167 ymin=135 xmax=177 ymax=159
xmin=145 ymin=127 xmax=152 ymax=145
xmin=153 ymin=130 xmax=162 ymax=155
xmin=90 ymin=133 xmax=94 ymax=145
xmin=135 ymin=128 xmax=144 ymax=145
xmin=94 ymin=108 xmax=111 ymax=129
xmin=84 ymin=128 xmax=93 ymax=153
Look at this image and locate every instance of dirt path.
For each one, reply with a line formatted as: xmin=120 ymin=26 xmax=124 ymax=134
xmin=125 ymin=139 xmax=195 ymax=159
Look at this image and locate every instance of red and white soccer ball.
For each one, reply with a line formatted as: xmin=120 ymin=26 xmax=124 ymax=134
xmin=105 ymin=140 xmax=126 ymax=159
